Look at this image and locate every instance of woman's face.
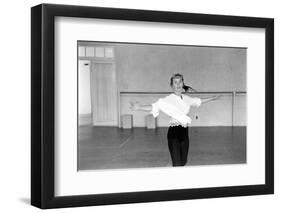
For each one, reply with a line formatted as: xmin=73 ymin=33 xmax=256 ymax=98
xmin=171 ymin=77 xmax=184 ymax=94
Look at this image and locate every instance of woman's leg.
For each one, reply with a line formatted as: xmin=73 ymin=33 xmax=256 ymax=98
xmin=180 ymin=127 xmax=190 ymax=166
xmin=167 ymin=127 xmax=182 ymax=166
xmin=168 ymin=138 xmax=182 ymax=166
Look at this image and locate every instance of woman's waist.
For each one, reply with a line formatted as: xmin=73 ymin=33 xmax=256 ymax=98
xmin=169 ymin=119 xmax=188 ymax=128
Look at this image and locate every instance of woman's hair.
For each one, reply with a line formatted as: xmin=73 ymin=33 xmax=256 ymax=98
xmin=170 ymin=73 xmax=184 ymax=87
xmin=170 ymin=73 xmax=197 ymax=92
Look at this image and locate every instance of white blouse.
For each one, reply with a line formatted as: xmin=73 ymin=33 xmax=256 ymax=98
xmin=150 ymin=94 xmax=201 ymax=127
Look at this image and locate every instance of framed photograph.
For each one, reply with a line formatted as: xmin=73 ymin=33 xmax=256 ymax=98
xmin=31 ymin=3 xmax=274 ymax=209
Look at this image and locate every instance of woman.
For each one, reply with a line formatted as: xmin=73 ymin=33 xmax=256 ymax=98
xmin=130 ymin=73 xmax=219 ymax=167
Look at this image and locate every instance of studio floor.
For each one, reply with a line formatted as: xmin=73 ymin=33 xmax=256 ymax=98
xmin=78 ymin=124 xmax=246 ymax=171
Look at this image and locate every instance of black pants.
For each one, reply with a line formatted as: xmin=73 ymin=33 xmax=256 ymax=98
xmin=167 ymin=126 xmax=189 ymax=166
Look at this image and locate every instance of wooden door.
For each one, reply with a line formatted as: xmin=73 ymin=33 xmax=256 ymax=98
xmin=91 ymin=62 xmax=118 ymax=126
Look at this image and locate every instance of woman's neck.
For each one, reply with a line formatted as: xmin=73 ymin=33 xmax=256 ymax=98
xmin=174 ymin=92 xmax=183 ymax=98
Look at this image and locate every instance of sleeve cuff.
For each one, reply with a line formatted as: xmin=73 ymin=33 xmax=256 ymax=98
xmin=151 ymin=102 xmax=160 ymax=117
xmin=194 ymin=98 xmax=202 ymax=107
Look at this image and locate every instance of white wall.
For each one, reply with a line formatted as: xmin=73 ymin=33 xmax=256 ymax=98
xmin=114 ymin=43 xmax=246 ymax=126
xmin=116 ymin=44 xmax=246 ymax=92
xmin=1 ymin=0 xmax=280 ymax=213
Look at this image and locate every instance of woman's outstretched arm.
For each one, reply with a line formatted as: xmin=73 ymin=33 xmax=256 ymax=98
xmin=129 ymin=101 xmax=152 ymax=112
xmin=201 ymin=95 xmax=221 ymax=104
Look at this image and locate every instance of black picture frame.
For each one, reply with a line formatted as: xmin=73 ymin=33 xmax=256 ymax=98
xmin=31 ymin=3 xmax=274 ymax=209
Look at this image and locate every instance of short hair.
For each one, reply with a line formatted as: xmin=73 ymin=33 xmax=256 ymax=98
xmin=170 ymin=73 xmax=184 ymax=87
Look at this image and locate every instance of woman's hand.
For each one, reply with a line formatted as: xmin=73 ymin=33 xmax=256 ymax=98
xmin=214 ymin=95 xmax=221 ymax=100
xmin=129 ymin=101 xmax=153 ymax=111
xmin=129 ymin=101 xmax=140 ymax=111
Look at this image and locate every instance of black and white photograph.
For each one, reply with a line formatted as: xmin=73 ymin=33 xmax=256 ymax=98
xmin=77 ymin=41 xmax=247 ymax=170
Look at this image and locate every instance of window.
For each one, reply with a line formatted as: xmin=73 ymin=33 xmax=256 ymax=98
xmin=78 ymin=45 xmax=115 ymax=59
